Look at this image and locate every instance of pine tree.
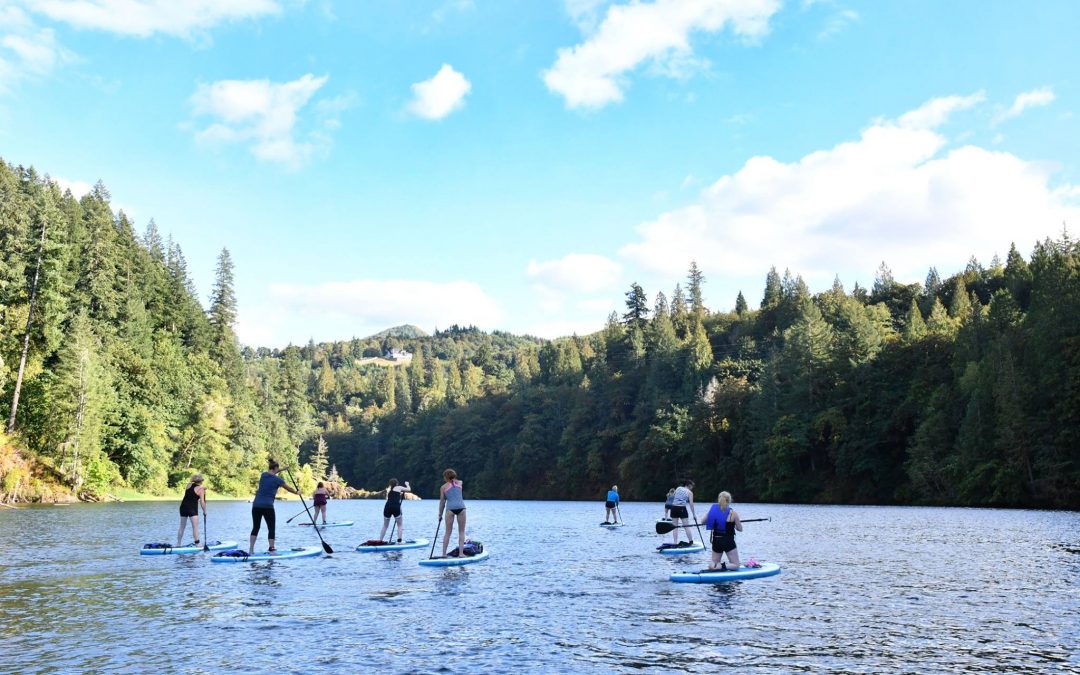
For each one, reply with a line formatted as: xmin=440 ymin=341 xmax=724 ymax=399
xmin=670 ymin=284 xmax=689 ymax=339
xmin=623 ymin=282 xmax=649 ymax=330
xmin=735 ymin=291 xmax=748 ymax=315
xmin=309 ymin=434 xmax=329 ymax=480
xmin=761 ymin=267 xmax=782 ymax=309
xmin=903 ymin=298 xmax=927 ymax=342
xmin=686 ymin=261 xmax=706 ymax=318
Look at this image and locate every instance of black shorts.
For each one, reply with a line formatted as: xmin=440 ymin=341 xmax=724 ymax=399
xmin=712 ymin=533 xmax=737 ymax=553
xmin=383 ymin=504 xmax=402 ymax=518
xmin=179 ymin=507 xmax=198 ymax=518
xmin=605 ymin=501 xmax=616 ymax=509
xmin=669 ymin=505 xmax=689 ymax=519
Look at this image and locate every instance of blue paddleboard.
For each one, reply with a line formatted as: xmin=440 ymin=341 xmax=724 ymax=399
xmin=658 ymin=543 xmax=705 ymax=555
xmin=355 ymin=538 xmax=429 ymax=552
xmin=418 ymin=549 xmax=490 ymax=567
xmin=140 ymin=540 xmax=237 ymax=555
xmin=211 ymin=546 xmax=323 ymax=563
xmin=671 ymin=563 xmax=781 ymax=583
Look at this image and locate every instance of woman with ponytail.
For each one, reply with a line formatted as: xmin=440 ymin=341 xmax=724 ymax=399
xmin=704 ymin=491 xmax=743 ymax=571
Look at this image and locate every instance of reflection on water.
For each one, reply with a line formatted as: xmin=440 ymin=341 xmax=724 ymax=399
xmin=1 ymin=499 xmax=1078 ymax=673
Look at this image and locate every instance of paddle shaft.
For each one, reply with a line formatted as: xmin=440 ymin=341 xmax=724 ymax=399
xmin=202 ymin=511 xmax=209 ymax=552
xmin=285 ymin=508 xmax=308 ymax=524
xmin=284 ymin=468 xmax=333 ymax=554
xmin=616 ymin=504 xmax=623 ymax=525
xmin=428 ymin=513 xmax=443 ymax=559
xmin=655 ymin=517 xmax=771 ymax=535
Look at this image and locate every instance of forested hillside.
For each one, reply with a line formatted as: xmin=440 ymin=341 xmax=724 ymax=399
xmin=2 ymin=157 xmax=1077 ymax=507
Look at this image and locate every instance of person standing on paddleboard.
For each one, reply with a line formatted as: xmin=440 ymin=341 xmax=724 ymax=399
xmin=312 ymin=482 xmax=330 ymax=525
xmin=176 ymin=474 xmax=206 ymax=547
xmin=378 ymin=478 xmax=411 ymax=543
xmin=669 ymin=479 xmax=698 ymax=546
xmin=705 ymin=491 xmax=743 ymax=570
xmin=438 ymin=469 xmax=467 ymax=557
xmin=664 ymin=487 xmax=676 ymax=520
xmin=249 ymin=460 xmax=300 ymax=554
xmin=604 ymin=485 xmax=620 ymax=524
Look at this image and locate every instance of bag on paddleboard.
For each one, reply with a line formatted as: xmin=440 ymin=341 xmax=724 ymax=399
xmin=142 ymin=543 xmax=172 ymax=550
xmin=361 ymin=539 xmax=388 ymax=546
xmin=462 ymin=540 xmax=483 ymax=556
xmin=216 ymin=549 xmax=251 ymax=558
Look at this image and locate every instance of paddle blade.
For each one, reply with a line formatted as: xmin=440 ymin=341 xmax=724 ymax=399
xmin=322 ymin=541 xmax=334 ymax=554
xmin=655 ymin=521 xmax=677 ymax=535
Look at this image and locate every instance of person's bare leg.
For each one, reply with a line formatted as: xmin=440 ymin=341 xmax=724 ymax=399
xmin=191 ymin=514 xmax=200 ymax=543
xmin=725 ymin=549 xmax=740 ymax=569
xmin=177 ymin=518 xmax=187 ymax=546
xmin=456 ymin=511 xmax=466 ymax=555
xmin=379 ymin=517 xmax=390 ymax=541
xmin=396 ymin=516 xmax=404 ymax=542
xmin=441 ymin=512 xmax=453 ymax=556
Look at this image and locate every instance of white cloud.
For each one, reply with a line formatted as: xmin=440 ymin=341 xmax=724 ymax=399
xmin=406 ymin=64 xmax=471 ymax=120
xmin=28 ymin=0 xmax=281 ymax=39
xmin=619 ymin=93 xmax=1080 ymax=295
xmin=818 ymin=9 xmax=858 ymax=40
xmin=563 ymin=0 xmax=610 ymax=32
xmin=0 ymin=6 xmax=75 ymax=92
xmin=995 ymin=86 xmax=1056 ymax=125
xmin=190 ymin=74 xmax=335 ymax=168
xmin=49 ymin=175 xmax=92 ymax=198
xmin=237 ymin=279 xmax=503 ymax=346
xmin=543 ymin=0 xmax=781 ymax=110
xmin=528 ymin=253 xmax=622 ymax=294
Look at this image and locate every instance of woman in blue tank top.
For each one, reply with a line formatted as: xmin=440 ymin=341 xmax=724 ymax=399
xmin=704 ymin=491 xmax=743 ymax=570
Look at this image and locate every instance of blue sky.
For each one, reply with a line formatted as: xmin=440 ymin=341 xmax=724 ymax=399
xmin=2 ymin=0 xmax=1078 ymax=346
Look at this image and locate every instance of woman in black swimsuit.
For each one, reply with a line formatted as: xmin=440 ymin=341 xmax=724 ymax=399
xmin=378 ymin=478 xmax=411 ymax=543
xmin=176 ymin=474 xmax=206 ymax=547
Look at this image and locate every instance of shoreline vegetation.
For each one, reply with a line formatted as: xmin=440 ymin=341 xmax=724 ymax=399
xmin=1 ymin=158 xmax=1078 ymax=510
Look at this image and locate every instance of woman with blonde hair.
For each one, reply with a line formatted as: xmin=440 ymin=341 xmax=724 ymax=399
xmin=704 ymin=491 xmax=743 ymax=570
xmin=176 ymin=474 xmax=206 ymax=547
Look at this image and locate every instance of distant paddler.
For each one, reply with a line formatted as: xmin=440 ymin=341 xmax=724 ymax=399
xmin=378 ymin=478 xmax=412 ymax=543
xmin=603 ymin=485 xmax=620 ymax=524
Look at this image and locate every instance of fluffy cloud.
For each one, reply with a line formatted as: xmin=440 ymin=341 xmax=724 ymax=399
xmin=190 ymin=74 xmax=340 ymax=168
xmin=237 ymin=279 xmax=503 ymax=347
xmin=49 ymin=175 xmax=92 ymax=198
xmin=28 ymin=0 xmax=281 ymax=39
xmin=620 ymin=93 xmax=1080 ymax=293
xmin=544 ymin=0 xmax=781 ymax=110
xmin=406 ymin=64 xmax=471 ymax=120
xmin=995 ymin=86 xmax=1056 ymax=124
xmin=0 ymin=6 xmax=75 ymax=92
xmin=527 ymin=253 xmax=622 ymax=294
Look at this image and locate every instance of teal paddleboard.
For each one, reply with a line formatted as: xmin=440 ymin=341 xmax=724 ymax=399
xmin=298 ymin=520 xmax=354 ymax=528
xmin=211 ymin=546 xmax=323 ymax=562
xmin=355 ymin=538 xmax=429 ymax=552
xmin=140 ymin=540 xmax=237 ymax=555
xmin=418 ymin=549 xmax=490 ymax=567
xmin=671 ymin=563 xmax=781 ymax=583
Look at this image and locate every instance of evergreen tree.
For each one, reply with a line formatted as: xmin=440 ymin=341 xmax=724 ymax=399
xmin=686 ymin=261 xmax=706 ymax=318
xmin=735 ymin=291 xmax=748 ymax=315
xmin=623 ymin=282 xmax=649 ymax=330
xmin=309 ymin=434 xmax=329 ymax=480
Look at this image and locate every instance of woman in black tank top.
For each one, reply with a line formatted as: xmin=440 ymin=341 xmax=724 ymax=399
xmin=177 ymin=474 xmax=206 ymax=546
xmin=378 ymin=479 xmax=411 ymax=543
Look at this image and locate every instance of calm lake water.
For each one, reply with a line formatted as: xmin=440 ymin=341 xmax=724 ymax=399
xmin=1 ymin=499 xmax=1078 ymax=674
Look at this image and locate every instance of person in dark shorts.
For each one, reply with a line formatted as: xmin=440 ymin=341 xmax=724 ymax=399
xmin=249 ymin=460 xmax=299 ymax=554
xmin=604 ymin=485 xmax=620 ymax=524
xmin=176 ymin=474 xmax=206 ymax=546
xmin=704 ymin=491 xmax=743 ymax=570
xmin=378 ymin=478 xmax=412 ymax=543
xmin=669 ymin=479 xmax=697 ymax=546
xmin=438 ymin=469 xmax=467 ymax=557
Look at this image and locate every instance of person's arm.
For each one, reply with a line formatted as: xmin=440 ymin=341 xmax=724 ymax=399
xmin=733 ymin=509 xmax=743 ymax=532
xmin=438 ymin=486 xmax=446 ymax=519
xmin=197 ymin=486 xmax=207 ymax=513
xmin=403 ymin=481 xmax=412 ymax=494
xmin=689 ymin=491 xmax=697 ymax=521
xmin=279 ymin=475 xmax=298 ymax=495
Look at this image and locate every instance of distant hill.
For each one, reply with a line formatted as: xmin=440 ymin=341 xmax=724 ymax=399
xmin=366 ymin=324 xmax=428 ymax=340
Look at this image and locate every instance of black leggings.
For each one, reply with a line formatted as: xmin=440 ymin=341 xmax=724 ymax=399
xmin=251 ymin=506 xmax=276 ymax=539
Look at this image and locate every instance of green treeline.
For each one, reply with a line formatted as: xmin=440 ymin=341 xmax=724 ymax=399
xmin=0 ymin=160 xmax=318 ymax=499
xmin=2 ymin=157 xmax=1078 ymax=507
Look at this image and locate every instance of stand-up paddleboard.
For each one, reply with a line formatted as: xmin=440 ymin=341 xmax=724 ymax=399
xmin=211 ymin=546 xmax=323 ymax=563
xmin=140 ymin=540 xmax=237 ymax=555
xmin=657 ymin=542 xmax=705 ymax=555
xmin=671 ymin=562 xmax=781 ymax=582
xmin=600 ymin=522 xmax=625 ymax=528
xmin=418 ymin=550 xmax=490 ymax=567
xmin=355 ymin=538 xmax=429 ymax=552
xmin=298 ymin=520 xmax=354 ymax=528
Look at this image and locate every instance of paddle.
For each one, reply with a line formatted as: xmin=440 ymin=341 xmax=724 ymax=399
xmin=284 ymin=468 xmax=333 ymax=554
xmin=655 ymin=517 xmax=771 ymax=535
xmin=285 ymin=508 xmax=308 ymax=524
xmin=428 ymin=513 xmax=443 ymax=560
xmin=616 ymin=504 xmax=623 ymax=525
xmin=202 ymin=511 xmax=210 ymax=552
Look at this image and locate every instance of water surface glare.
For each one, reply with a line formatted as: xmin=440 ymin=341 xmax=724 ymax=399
xmin=2 ymin=500 xmax=1078 ymax=673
